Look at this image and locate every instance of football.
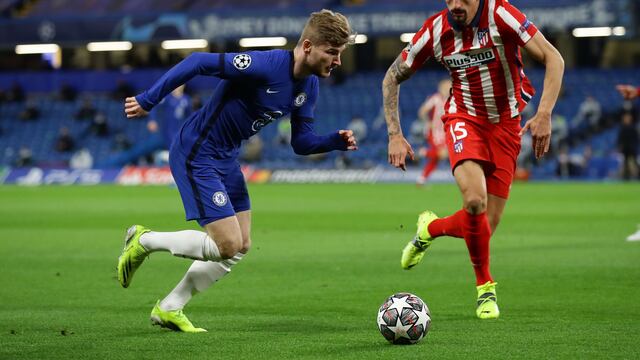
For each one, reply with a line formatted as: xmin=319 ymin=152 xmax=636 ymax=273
xmin=376 ymin=292 xmax=431 ymax=345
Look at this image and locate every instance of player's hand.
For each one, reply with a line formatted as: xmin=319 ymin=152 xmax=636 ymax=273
xmin=519 ymin=111 xmax=551 ymax=159
xmin=338 ymin=130 xmax=358 ymax=151
xmin=616 ymin=85 xmax=638 ymax=100
xmin=124 ymin=96 xmax=149 ymax=118
xmin=388 ymin=134 xmax=415 ymax=171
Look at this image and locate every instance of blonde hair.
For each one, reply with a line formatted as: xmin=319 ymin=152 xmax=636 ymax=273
xmin=298 ymin=9 xmax=355 ymax=47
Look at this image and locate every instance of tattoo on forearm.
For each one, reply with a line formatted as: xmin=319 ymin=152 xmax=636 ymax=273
xmin=382 ymin=57 xmax=413 ymax=136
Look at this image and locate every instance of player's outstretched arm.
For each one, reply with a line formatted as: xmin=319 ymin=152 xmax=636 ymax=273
xmin=135 ymin=52 xmax=222 ymax=112
xmin=616 ymin=85 xmax=639 ymax=100
xmin=519 ymin=32 xmax=565 ymax=159
xmin=290 ymin=117 xmax=357 ymax=155
xmin=382 ymin=55 xmax=416 ymax=171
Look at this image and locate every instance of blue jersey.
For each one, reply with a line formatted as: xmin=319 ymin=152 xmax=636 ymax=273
xmin=136 ymin=50 xmax=346 ymax=160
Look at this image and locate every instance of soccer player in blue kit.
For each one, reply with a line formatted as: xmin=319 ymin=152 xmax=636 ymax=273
xmin=117 ymin=10 xmax=357 ymax=332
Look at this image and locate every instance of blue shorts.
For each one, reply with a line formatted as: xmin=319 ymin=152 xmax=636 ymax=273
xmin=170 ymin=149 xmax=250 ymax=227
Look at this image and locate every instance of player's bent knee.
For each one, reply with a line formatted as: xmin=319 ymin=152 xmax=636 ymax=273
xmin=218 ymin=242 xmax=242 ymax=260
xmin=464 ymin=198 xmax=487 ymax=215
xmin=216 ymin=235 xmax=243 ymax=259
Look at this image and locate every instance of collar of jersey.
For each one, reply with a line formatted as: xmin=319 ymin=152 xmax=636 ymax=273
xmin=447 ymin=0 xmax=484 ymax=32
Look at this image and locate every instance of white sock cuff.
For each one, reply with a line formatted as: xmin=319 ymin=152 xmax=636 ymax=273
xmin=203 ymin=235 xmax=221 ymax=261
xmin=220 ymin=252 xmax=245 ymax=271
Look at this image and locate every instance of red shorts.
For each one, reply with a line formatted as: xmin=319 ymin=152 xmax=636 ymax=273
xmin=444 ymin=117 xmax=521 ymax=199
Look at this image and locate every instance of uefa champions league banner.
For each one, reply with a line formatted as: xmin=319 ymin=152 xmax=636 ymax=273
xmin=0 ymin=0 xmax=632 ymax=45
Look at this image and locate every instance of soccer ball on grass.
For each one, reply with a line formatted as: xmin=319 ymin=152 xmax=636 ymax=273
xmin=376 ymin=292 xmax=431 ymax=344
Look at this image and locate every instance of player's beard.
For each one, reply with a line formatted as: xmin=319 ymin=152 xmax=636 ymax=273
xmin=450 ymin=9 xmax=467 ymax=26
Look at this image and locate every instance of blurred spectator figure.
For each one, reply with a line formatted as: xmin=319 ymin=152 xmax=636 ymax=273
xmin=55 ymin=127 xmax=75 ymax=152
xmin=8 ymin=82 xmax=25 ymax=102
xmin=347 ymin=115 xmax=367 ymax=143
xmin=409 ymin=117 xmax=425 ymax=144
xmin=70 ymin=148 xmax=93 ymax=169
xmin=517 ymin=131 xmax=533 ymax=171
xmin=75 ymin=97 xmax=97 ymax=121
xmin=572 ymin=95 xmax=601 ymax=133
xmin=113 ymin=132 xmax=132 ymax=152
xmin=275 ymin=117 xmax=292 ymax=146
xmin=335 ymin=153 xmax=354 ymax=169
xmin=150 ymin=85 xmax=191 ymax=148
xmin=240 ymin=135 xmax=264 ymax=163
xmin=18 ymin=100 xmax=40 ymax=121
xmin=520 ymin=101 xmax=536 ymax=121
xmin=58 ymin=83 xmax=77 ymax=102
xmin=90 ymin=112 xmax=109 ymax=137
xmin=617 ymin=112 xmax=638 ymax=180
xmin=112 ymin=79 xmax=135 ymax=100
xmin=551 ymin=114 xmax=568 ymax=152
xmin=14 ymin=146 xmax=33 ymax=167
xmin=0 ymin=88 xmax=6 ymax=103
xmin=556 ymin=145 xmax=586 ymax=179
xmin=99 ymin=86 xmax=190 ymax=168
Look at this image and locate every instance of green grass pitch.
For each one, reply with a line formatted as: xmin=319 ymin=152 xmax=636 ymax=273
xmin=1 ymin=182 xmax=639 ymax=359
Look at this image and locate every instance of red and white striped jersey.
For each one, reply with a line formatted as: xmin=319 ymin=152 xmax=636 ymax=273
xmin=422 ymin=93 xmax=446 ymax=146
xmin=402 ymin=0 xmax=538 ymax=124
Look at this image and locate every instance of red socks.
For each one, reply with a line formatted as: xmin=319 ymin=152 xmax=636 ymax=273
xmin=421 ymin=154 xmax=439 ymax=179
xmin=428 ymin=209 xmax=465 ymax=238
xmin=427 ymin=209 xmax=493 ymax=285
xmin=462 ymin=211 xmax=493 ymax=285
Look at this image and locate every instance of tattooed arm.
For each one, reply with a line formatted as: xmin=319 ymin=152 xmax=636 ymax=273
xmin=382 ymin=55 xmax=417 ymax=170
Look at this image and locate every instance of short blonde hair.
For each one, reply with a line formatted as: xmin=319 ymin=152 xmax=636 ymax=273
xmin=298 ymin=9 xmax=355 ymax=47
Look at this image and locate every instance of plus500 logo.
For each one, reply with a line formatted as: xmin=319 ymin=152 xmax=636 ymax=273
xmin=444 ymin=48 xmax=495 ymax=70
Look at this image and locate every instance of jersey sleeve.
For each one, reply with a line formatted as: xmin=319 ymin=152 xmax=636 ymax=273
xmin=291 ymin=76 xmax=319 ymax=120
xmin=136 ymin=51 xmax=270 ymax=111
xmin=220 ymin=51 xmax=271 ymax=81
xmin=495 ymin=0 xmax=538 ymax=47
xmin=401 ymin=19 xmax=434 ymax=71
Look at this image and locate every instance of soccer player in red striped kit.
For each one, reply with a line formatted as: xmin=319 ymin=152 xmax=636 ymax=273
xmin=382 ymin=0 xmax=564 ymax=319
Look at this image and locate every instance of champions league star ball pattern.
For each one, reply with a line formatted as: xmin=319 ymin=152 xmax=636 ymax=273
xmin=377 ymin=293 xmax=431 ymax=344
xmin=233 ymin=54 xmax=252 ymax=70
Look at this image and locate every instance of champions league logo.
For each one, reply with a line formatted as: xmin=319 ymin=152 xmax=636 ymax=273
xmin=212 ymin=191 xmax=227 ymax=207
xmin=233 ymin=54 xmax=251 ymax=70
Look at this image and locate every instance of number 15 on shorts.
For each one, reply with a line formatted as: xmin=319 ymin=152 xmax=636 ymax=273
xmin=450 ymin=122 xmax=467 ymax=154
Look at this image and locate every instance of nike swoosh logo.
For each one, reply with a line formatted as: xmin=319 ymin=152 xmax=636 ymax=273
xmin=266 ymin=88 xmax=279 ymax=94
